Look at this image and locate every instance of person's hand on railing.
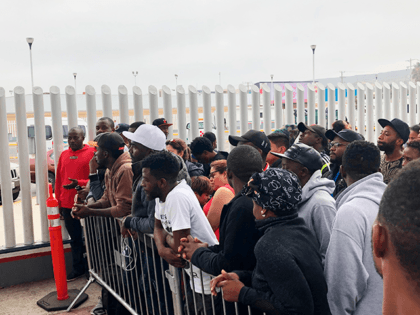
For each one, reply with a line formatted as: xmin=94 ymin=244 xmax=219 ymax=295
xmin=75 ymin=186 xmax=89 ymax=202
xmin=158 ymin=247 xmax=187 ymax=268
xmin=210 ymin=270 xmax=243 ymax=302
xmin=71 ymin=204 xmax=92 ymax=219
xmin=178 ymin=235 xmax=208 ymax=261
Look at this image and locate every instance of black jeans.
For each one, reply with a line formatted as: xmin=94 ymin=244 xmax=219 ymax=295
xmin=61 ymin=207 xmax=85 ymax=274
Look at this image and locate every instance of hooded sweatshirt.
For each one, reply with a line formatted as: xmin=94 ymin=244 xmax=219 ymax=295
xmin=324 ymin=172 xmax=385 ymax=315
xmin=97 ymin=151 xmax=133 ymax=218
xmin=298 ymin=170 xmax=336 ymax=266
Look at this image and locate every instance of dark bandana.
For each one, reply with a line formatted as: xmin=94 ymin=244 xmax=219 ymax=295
xmin=242 ymin=168 xmax=302 ymax=213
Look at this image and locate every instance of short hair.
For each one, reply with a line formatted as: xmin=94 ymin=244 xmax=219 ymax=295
xmin=68 ymin=126 xmax=85 ymax=137
xmin=332 ymin=120 xmax=347 ymax=133
xmin=191 ymin=176 xmax=213 ymax=196
xmin=342 ymin=140 xmax=380 ymax=181
xmin=267 ymin=132 xmax=290 ymax=150
xmin=227 ymin=146 xmax=263 ymax=183
xmin=210 ymin=160 xmax=227 ymax=174
xmin=190 ymin=137 xmax=213 ymax=156
xmin=166 ymin=138 xmax=187 ymax=158
xmin=410 ymin=124 xmax=420 ymax=134
xmin=407 ymin=139 xmax=420 ymax=154
xmin=203 ymin=132 xmax=216 ymax=143
xmin=141 ymin=151 xmax=179 ymax=184
xmin=129 ymin=121 xmax=145 ymax=131
xmin=377 ymin=159 xmax=420 ymax=283
xmin=97 ymin=117 xmax=114 ymax=129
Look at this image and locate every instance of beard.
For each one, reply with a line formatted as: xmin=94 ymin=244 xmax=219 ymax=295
xmin=377 ymin=139 xmax=397 ymax=154
xmin=145 ymin=184 xmax=160 ymax=201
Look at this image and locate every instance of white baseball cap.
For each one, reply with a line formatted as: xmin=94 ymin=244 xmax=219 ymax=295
xmin=122 ymin=124 xmax=166 ymax=151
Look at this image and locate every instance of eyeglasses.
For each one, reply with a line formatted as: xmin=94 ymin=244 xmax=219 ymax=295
xmin=330 ymin=142 xmax=347 ymax=148
xmin=209 ymin=170 xmax=224 ymax=179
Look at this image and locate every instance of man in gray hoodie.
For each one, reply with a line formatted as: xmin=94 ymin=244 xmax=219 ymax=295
xmin=324 ymin=140 xmax=385 ymax=315
xmin=273 ymin=143 xmax=336 ymax=265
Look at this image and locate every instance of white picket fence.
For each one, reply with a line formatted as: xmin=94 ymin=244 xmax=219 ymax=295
xmin=0 ymin=81 xmax=420 ymax=249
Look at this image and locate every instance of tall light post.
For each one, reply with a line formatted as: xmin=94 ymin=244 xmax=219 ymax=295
xmin=311 ymin=45 xmax=316 ymax=84
xmin=175 ymin=74 xmax=178 ymax=88
xmin=132 ymin=71 xmax=138 ymax=86
xmin=73 ymin=73 xmax=77 ymax=94
xmin=26 ymin=37 xmax=34 ymax=89
xmin=270 ymin=74 xmax=274 ymax=105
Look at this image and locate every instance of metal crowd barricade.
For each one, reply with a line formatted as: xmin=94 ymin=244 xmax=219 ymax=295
xmin=67 ymin=215 xmax=253 ymax=315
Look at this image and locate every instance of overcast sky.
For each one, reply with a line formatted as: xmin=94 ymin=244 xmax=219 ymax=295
xmin=1 ymin=0 xmax=419 ymax=95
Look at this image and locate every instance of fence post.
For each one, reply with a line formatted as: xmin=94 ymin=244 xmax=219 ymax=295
xmin=262 ymin=84 xmax=271 ymax=135
xmin=383 ymin=82 xmax=391 ymax=121
xmin=318 ymin=83 xmax=326 ymax=127
xmin=101 ymin=85 xmax=113 ymax=120
xmin=239 ymin=84 xmax=248 ymax=133
xmin=327 ymin=83 xmax=335 ymax=128
xmin=296 ymin=83 xmax=304 ymax=126
xmin=14 ymin=87 xmax=34 ymax=245
xmin=409 ymin=82 xmax=416 ymax=126
xmin=189 ymin=85 xmax=199 ymax=140
xmin=251 ymin=85 xmax=260 ymax=130
xmin=0 ymin=88 xmax=16 ymax=248
xmin=33 ymin=87 xmax=49 ymax=243
xmin=307 ymin=84 xmax=315 ymax=126
xmin=202 ymin=85 xmax=212 ymax=133
xmin=347 ymin=83 xmax=355 ymax=131
xmin=400 ymin=82 xmax=407 ymax=123
xmin=85 ymin=85 xmax=97 ymax=142
xmin=133 ymin=86 xmax=143 ymax=123
xmin=375 ymin=82 xmax=383 ymax=141
xmin=417 ymin=82 xmax=420 ymax=124
xmin=176 ymin=86 xmax=187 ymax=142
xmin=149 ymin=85 xmax=159 ymax=124
xmin=365 ymin=83 xmax=374 ymax=142
xmin=162 ymin=85 xmax=173 ymax=138
xmin=227 ymin=84 xmax=237 ymax=146
xmin=391 ymin=83 xmax=399 ymax=120
xmin=337 ymin=83 xmax=346 ymax=121
xmin=118 ymin=85 xmax=129 ymax=124
xmin=65 ymin=86 xmax=78 ymax=129
xmin=285 ymin=84 xmax=294 ymax=126
xmin=274 ymin=84 xmax=284 ymax=129
xmin=357 ymin=83 xmax=365 ymax=137
xmin=215 ymin=85 xmax=225 ymax=152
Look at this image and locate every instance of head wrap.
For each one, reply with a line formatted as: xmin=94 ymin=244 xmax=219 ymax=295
xmin=242 ymin=168 xmax=302 ymax=215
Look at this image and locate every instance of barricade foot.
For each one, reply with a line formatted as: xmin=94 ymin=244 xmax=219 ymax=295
xmin=36 ymin=289 xmax=88 ymax=312
xmin=66 ymin=276 xmax=96 ymax=312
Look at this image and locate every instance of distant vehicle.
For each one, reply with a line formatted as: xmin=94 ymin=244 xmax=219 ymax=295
xmin=0 ymin=162 xmax=21 ymax=203
xmin=186 ymin=119 xmax=217 ymax=143
xmin=29 ymin=148 xmax=58 ymax=190
xmin=27 ymin=117 xmax=88 ymax=151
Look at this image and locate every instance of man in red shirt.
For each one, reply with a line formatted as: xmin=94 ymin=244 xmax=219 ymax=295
xmin=55 ymin=127 xmax=95 ymax=281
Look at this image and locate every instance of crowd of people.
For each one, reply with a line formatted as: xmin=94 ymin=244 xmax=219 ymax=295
xmin=52 ymin=115 xmax=420 ymax=315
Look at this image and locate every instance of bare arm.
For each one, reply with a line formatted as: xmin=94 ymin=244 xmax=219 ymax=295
xmin=206 ymin=187 xmax=234 ymax=232
xmin=166 ymin=229 xmax=190 ymax=252
xmin=154 ymin=219 xmax=186 ymax=268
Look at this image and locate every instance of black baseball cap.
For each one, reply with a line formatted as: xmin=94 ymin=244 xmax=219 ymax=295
xmin=96 ymin=132 xmax=125 ymax=152
xmin=271 ymin=143 xmax=323 ymax=172
xmin=325 ymin=129 xmax=363 ymax=142
xmin=152 ymin=118 xmax=173 ymax=127
xmin=115 ymin=123 xmax=129 ymax=134
xmin=298 ymin=123 xmax=328 ymax=145
xmin=229 ymin=130 xmax=271 ymax=154
xmin=378 ymin=118 xmax=410 ymax=144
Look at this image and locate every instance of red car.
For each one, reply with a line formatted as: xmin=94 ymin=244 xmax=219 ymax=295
xmin=29 ymin=148 xmax=60 ymax=190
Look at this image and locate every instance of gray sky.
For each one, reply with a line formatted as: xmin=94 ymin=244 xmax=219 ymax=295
xmin=1 ymin=0 xmax=419 ymax=95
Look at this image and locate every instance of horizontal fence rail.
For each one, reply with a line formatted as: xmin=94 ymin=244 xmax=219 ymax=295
xmin=1 ymin=81 xmax=420 ymax=250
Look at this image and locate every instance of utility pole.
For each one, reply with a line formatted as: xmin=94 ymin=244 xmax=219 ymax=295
xmin=339 ymin=71 xmax=345 ymax=83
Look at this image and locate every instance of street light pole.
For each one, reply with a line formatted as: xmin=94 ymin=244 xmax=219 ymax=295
xmin=270 ymin=74 xmax=274 ymax=105
xmin=132 ymin=71 xmax=138 ymax=86
xmin=73 ymin=73 xmax=77 ymax=94
xmin=26 ymin=37 xmax=34 ymax=89
xmin=175 ymin=74 xmax=178 ymax=88
xmin=311 ymin=45 xmax=316 ymax=84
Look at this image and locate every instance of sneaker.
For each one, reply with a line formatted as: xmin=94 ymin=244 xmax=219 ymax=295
xmin=67 ymin=270 xmax=85 ymax=282
xmin=91 ymin=297 xmax=107 ymax=315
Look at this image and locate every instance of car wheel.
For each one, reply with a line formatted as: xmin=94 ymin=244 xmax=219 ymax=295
xmin=48 ymin=172 xmax=55 ymax=192
xmin=13 ymin=191 xmax=19 ymax=201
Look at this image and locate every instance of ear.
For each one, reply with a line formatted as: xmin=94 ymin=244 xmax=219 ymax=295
xmin=226 ymin=169 xmax=233 ymax=180
xmin=372 ymin=221 xmax=388 ymax=259
xmin=157 ymin=178 xmax=167 ymax=190
xmin=396 ymin=138 xmax=404 ymax=147
xmin=279 ymin=146 xmax=287 ymax=154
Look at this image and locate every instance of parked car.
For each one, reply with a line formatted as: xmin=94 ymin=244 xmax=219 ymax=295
xmin=0 ymin=162 xmax=21 ymax=203
xmin=29 ymin=148 xmax=63 ymax=190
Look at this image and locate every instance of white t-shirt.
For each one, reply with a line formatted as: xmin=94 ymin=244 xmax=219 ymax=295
xmin=155 ymin=180 xmax=218 ymax=294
